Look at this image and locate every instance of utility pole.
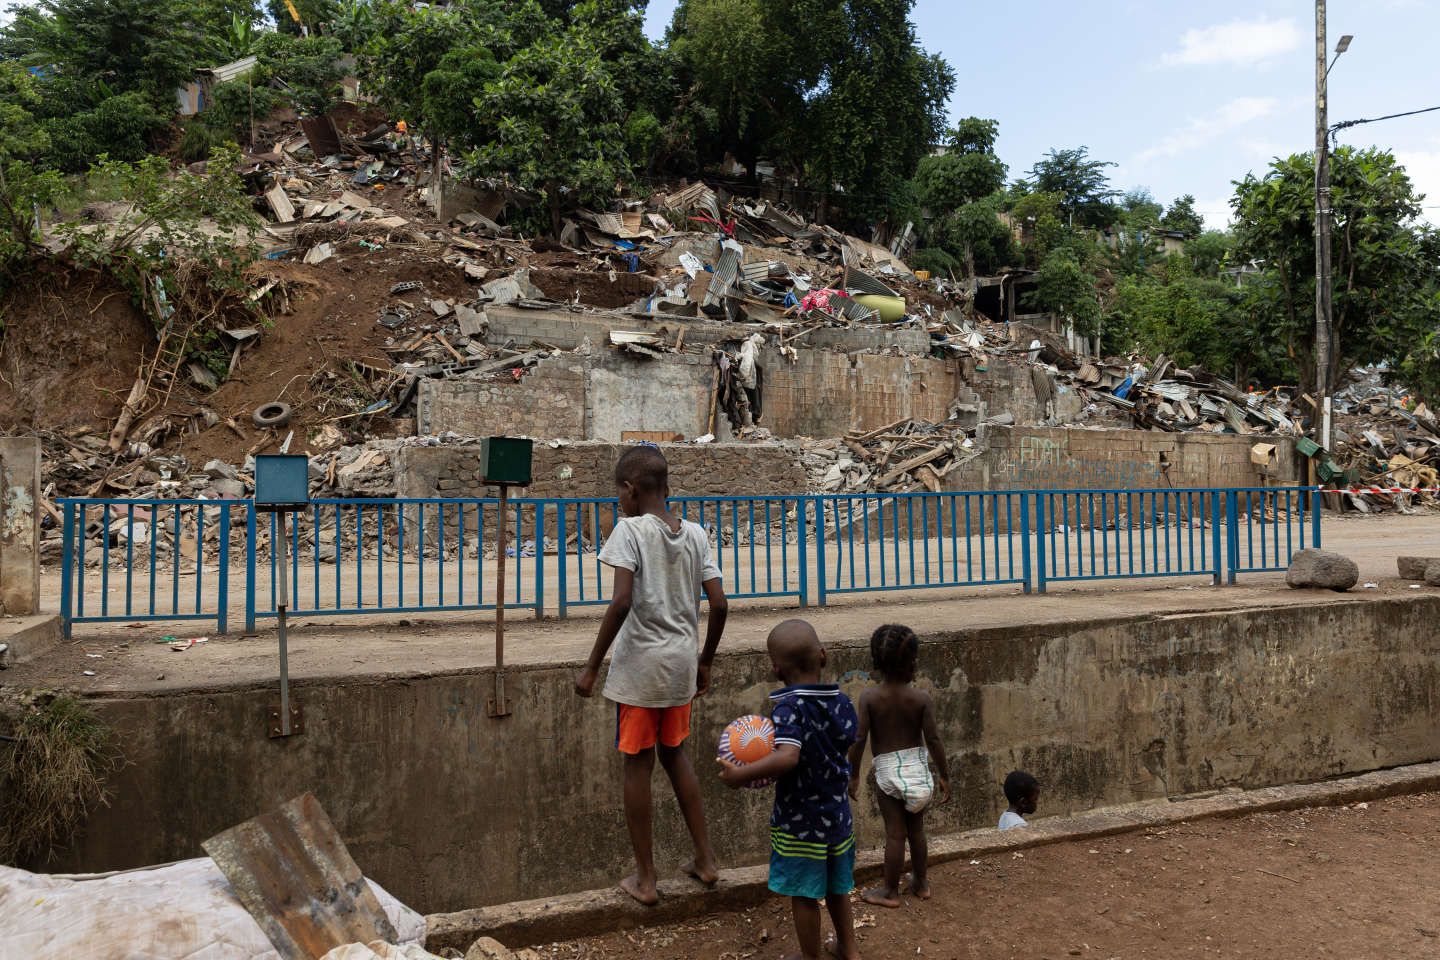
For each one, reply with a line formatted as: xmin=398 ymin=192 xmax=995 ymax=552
xmin=1314 ymin=0 xmax=1334 ymax=451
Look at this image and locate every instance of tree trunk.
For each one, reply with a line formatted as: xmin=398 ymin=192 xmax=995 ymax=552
xmin=547 ymin=181 xmax=562 ymax=239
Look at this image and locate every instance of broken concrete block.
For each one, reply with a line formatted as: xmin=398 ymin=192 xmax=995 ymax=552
xmin=1398 ymin=556 xmax=1439 ymax=580
xmin=203 ymin=459 xmax=238 ymax=480
xmin=1286 ymin=549 xmax=1359 ymax=592
xmin=464 ymin=938 xmax=517 ymax=960
xmin=209 ymin=478 xmax=246 ymax=499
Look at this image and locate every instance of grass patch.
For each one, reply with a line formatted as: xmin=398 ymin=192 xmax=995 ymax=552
xmin=0 ymin=694 xmax=123 ymax=865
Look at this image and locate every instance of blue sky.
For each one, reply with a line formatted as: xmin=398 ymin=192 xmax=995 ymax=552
xmin=644 ymin=0 xmax=1440 ymax=227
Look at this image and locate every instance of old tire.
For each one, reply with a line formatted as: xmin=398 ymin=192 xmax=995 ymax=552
xmin=252 ymin=401 xmax=293 ymax=430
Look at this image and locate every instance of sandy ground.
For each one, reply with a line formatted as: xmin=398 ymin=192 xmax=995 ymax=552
xmin=532 ymin=792 xmax=1440 ymax=960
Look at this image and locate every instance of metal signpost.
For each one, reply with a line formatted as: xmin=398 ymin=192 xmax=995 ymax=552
xmin=255 ymin=455 xmax=310 ymax=738
xmin=479 ymin=437 xmax=533 ymax=718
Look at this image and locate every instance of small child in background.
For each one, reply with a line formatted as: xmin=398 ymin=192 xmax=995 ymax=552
xmin=847 ymin=624 xmax=950 ymax=908
xmin=719 ymin=619 xmax=860 ymax=960
xmin=999 ymin=770 xmax=1039 ymax=830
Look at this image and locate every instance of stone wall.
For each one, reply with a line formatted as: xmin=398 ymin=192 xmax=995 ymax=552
xmin=420 ymin=354 xmax=587 ymax=439
xmin=51 ymin=597 xmax=1440 ymax=913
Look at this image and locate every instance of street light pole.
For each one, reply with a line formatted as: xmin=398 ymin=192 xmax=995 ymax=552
xmin=1314 ymin=0 xmax=1333 ymax=451
xmin=1314 ymin=11 xmax=1353 ymax=453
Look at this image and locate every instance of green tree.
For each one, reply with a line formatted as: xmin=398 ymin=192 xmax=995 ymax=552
xmin=931 ymin=192 xmax=1016 ymax=277
xmin=1185 ymin=230 xmax=1232 ymax=279
xmin=1231 ymin=146 xmax=1438 ymax=397
xmin=466 ymin=20 xmax=631 ymax=236
xmin=0 ymin=64 xmax=63 ymax=280
xmin=1027 ymin=247 xmax=1100 ymax=338
xmin=801 ymin=0 xmax=954 ymax=229
xmin=1 ymin=0 xmax=202 ymax=104
xmin=266 ymin=0 xmax=338 ymax=36
xmin=1026 ymin=146 xmax=1118 ymax=229
xmin=1117 ymin=188 xmax=1162 ymax=228
xmin=914 ymin=119 xmax=1006 ymax=211
xmin=251 ymin=32 xmax=345 ymax=116
xmin=1161 ymin=194 xmax=1205 ymax=238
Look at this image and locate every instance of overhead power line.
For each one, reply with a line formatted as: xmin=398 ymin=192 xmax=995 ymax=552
xmin=1331 ymin=104 xmax=1440 ymax=136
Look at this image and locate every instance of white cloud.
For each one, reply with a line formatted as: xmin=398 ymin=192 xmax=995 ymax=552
xmin=1161 ymin=16 xmax=1305 ymax=68
xmin=1135 ymin=96 xmax=1280 ymax=165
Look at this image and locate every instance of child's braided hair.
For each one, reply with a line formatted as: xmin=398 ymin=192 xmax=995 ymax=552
xmin=869 ymin=623 xmax=919 ymax=680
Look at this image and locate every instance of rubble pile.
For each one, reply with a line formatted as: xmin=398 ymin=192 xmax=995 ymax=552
xmin=803 ymin=419 xmax=980 ymax=494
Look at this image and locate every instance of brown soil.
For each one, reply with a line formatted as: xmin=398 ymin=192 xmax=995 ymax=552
xmin=544 ymin=792 xmax=1440 ymax=960
xmin=168 ymin=243 xmax=476 ymax=465
xmin=529 ymin=263 xmax=657 ymax=309
xmin=0 ymin=240 xmax=477 ymax=468
xmin=0 ymin=265 xmax=151 ymax=432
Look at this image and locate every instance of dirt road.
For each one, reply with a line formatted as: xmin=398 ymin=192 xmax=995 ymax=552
xmin=533 ymin=792 xmax=1440 ymax=960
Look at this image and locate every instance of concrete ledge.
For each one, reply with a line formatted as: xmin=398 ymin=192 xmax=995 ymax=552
xmin=0 ymin=613 xmax=61 ymax=668
xmin=424 ymin=761 xmax=1440 ymax=952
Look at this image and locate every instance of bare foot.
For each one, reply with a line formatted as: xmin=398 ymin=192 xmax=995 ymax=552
xmin=860 ymin=885 xmax=902 ymax=909
xmin=824 ymin=937 xmax=862 ymax=959
xmin=683 ymin=858 xmax=719 ymax=887
xmin=907 ymin=878 xmax=932 ymax=900
xmin=618 ymin=873 xmax=658 ymax=906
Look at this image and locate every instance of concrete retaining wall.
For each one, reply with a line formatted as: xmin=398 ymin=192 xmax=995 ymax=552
xmin=0 ymin=436 xmax=40 ymax=615
xmin=951 ymin=426 xmax=1301 ymax=491
xmin=48 ymin=597 xmax=1440 ymax=914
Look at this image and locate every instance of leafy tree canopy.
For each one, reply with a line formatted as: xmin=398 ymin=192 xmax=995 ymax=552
xmin=1161 ymin=194 xmax=1205 ymax=238
xmin=1026 ymin=146 xmax=1118 ymax=229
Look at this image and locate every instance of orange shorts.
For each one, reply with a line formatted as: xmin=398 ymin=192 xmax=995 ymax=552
xmin=615 ymin=702 xmax=692 ymax=754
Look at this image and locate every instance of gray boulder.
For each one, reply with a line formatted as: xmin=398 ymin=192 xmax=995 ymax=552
xmin=1398 ymin=556 xmax=1439 ymax=580
xmin=1286 ymin=548 xmax=1359 ymax=591
xmin=1425 ymin=560 xmax=1440 ymax=587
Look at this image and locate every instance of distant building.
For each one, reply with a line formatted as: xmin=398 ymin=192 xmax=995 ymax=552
xmin=176 ymin=56 xmax=259 ymax=116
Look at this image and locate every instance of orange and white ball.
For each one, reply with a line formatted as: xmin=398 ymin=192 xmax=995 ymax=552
xmin=718 ymin=714 xmax=776 ymax=789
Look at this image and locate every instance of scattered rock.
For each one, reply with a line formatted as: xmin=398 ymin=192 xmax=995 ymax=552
xmin=210 ymin=478 xmax=246 ymax=499
xmin=1425 ymin=560 xmax=1440 ymax=587
xmin=1286 ymin=548 xmax=1359 ymax=591
xmin=203 ymin=459 xmax=238 ymax=480
xmin=464 ymin=937 xmax=517 ymax=960
xmin=1397 ymin=556 xmax=1439 ymax=580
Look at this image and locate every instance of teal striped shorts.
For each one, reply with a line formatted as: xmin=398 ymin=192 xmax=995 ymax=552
xmin=768 ymin=828 xmax=856 ymax=900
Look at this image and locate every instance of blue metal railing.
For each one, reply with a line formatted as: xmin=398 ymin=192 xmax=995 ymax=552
xmin=551 ymin=495 xmax=809 ymax=617
xmin=245 ymin=498 xmax=542 ymax=630
xmin=59 ymin=498 xmax=234 ymax=635
xmin=813 ymin=492 xmax=1030 ymax=604
xmin=58 ymin=487 xmax=1323 ymax=636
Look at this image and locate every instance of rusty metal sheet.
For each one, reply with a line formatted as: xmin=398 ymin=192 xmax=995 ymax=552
xmin=203 ymin=792 xmax=396 ymax=960
xmin=300 ymin=115 xmax=343 ymax=158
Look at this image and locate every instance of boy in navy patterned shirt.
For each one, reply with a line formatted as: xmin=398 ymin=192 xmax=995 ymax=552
xmin=719 ymin=619 xmax=860 ymax=960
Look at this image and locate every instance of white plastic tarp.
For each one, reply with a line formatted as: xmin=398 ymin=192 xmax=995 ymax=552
xmin=0 ymin=858 xmax=426 ymax=960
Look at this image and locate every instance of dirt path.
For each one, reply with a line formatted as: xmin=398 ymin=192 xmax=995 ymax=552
xmin=533 ymin=793 xmax=1440 ymax=960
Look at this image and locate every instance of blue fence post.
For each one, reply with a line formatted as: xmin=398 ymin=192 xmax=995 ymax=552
xmin=217 ymin=503 xmax=231 ymax=634
xmin=533 ymin=501 xmax=545 ymax=619
xmin=556 ymin=503 xmax=568 ymax=619
xmin=60 ymin=500 xmax=75 ymax=639
xmin=1034 ymin=493 xmax=1047 ymax=594
xmin=1210 ymin=491 xmax=1223 ymax=585
xmin=1224 ymin=490 xmax=1239 ymax=585
xmin=798 ymin=497 xmax=810 ymax=608
xmin=1020 ymin=492 xmax=1032 ymax=595
xmin=1311 ymin=487 xmax=1322 ymax=549
xmin=812 ymin=497 xmax=826 ymax=607
xmin=244 ymin=500 xmax=257 ymax=632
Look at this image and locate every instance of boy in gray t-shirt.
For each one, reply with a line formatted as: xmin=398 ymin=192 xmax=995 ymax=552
xmin=575 ymin=446 xmax=728 ymax=905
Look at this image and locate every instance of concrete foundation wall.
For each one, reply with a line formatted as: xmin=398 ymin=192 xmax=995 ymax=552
xmin=951 ymin=426 xmax=1300 ymax=491
xmin=0 ymin=436 xmax=40 ymax=615
xmin=51 ymin=598 xmax=1440 ymax=914
xmin=419 ymin=348 xmax=981 ymax=442
xmin=394 ymin=441 xmax=808 ymax=501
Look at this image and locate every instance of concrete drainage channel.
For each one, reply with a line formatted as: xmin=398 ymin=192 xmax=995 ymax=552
xmin=425 ymin=761 xmax=1440 ymax=952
